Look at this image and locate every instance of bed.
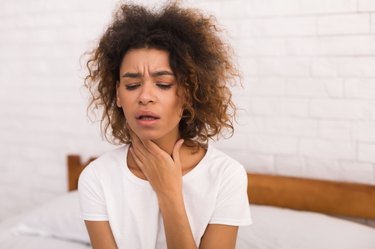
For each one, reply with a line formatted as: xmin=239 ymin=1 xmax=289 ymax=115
xmin=0 ymin=153 xmax=375 ymax=249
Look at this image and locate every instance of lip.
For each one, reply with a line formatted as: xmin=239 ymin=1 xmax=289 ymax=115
xmin=135 ymin=111 xmax=160 ymax=127
xmin=135 ymin=111 xmax=160 ymax=119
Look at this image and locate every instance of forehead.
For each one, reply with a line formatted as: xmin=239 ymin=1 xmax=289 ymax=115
xmin=120 ymin=48 xmax=171 ymax=72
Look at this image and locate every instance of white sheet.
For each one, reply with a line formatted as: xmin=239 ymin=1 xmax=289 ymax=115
xmin=2 ymin=195 xmax=375 ymax=249
xmin=236 ymin=204 xmax=375 ymax=249
xmin=0 ymin=212 xmax=91 ymax=249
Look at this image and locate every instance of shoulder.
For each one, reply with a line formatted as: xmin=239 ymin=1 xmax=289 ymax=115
xmin=208 ymin=146 xmax=246 ymax=172
xmin=79 ymin=145 xmax=128 ymax=184
xmin=87 ymin=145 xmax=127 ymax=171
xmin=206 ymin=145 xmax=248 ymax=181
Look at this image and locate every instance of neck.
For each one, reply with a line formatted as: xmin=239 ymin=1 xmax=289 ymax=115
xmin=152 ymin=130 xmax=180 ymax=155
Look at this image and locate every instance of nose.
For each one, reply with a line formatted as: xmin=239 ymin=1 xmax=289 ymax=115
xmin=138 ymin=81 xmax=156 ymax=105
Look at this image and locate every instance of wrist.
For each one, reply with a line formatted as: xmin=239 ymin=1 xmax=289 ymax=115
xmin=157 ymin=191 xmax=184 ymax=210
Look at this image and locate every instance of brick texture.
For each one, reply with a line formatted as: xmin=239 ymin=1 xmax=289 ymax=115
xmin=0 ymin=0 xmax=375 ymax=221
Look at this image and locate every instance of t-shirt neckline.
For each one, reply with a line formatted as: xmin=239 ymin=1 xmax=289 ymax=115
xmin=120 ymin=144 xmax=212 ymax=187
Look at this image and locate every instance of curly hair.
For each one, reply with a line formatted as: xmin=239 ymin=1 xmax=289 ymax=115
xmin=84 ymin=1 xmax=240 ymax=147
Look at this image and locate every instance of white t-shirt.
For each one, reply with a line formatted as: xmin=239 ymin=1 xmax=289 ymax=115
xmin=78 ymin=144 xmax=252 ymax=248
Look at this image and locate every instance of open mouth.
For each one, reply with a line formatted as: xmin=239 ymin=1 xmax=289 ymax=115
xmin=135 ymin=111 xmax=160 ymax=123
xmin=137 ymin=115 xmax=160 ymax=120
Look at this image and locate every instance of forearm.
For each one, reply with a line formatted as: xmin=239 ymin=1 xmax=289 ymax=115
xmin=158 ymin=194 xmax=198 ymax=249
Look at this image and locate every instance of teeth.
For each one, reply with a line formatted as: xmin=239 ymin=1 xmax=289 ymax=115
xmin=140 ymin=116 xmax=157 ymax=120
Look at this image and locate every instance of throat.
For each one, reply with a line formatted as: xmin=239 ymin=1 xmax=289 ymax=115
xmin=126 ymin=145 xmax=206 ymax=180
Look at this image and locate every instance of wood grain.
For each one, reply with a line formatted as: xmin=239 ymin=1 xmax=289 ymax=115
xmin=67 ymin=155 xmax=96 ymax=191
xmin=248 ymin=173 xmax=375 ymax=219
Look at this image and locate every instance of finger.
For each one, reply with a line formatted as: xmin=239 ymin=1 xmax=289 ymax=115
xmin=127 ymin=125 xmax=137 ymax=141
xmin=128 ymin=128 xmax=137 ymax=143
xmin=129 ymin=147 xmax=148 ymax=180
xmin=128 ymin=127 xmax=142 ymax=148
xmin=172 ymin=139 xmax=184 ymax=166
xmin=130 ymin=143 xmax=147 ymax=165
xmin=130 ymin=133 xmax=148 ymax=158
xmin=131 ymin=133 xmax=147 ymax=162
xmin=142 ymin=139 xmax=164 ymax=156
xmin=129 ymin=147 xmax=145 ymax=171
xmin=131 ymin=133 xmax=142 ymax=149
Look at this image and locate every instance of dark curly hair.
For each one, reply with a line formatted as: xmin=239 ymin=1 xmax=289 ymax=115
xmin=84 ymin=1 xmax=240 ymax=148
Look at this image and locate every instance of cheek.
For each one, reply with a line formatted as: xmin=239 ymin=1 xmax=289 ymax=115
xmin=121 ymin=106 xmax=131 ymax=120
xmin=170 ymin=94 xmax=184 ymax=112
xmin=117 ymin=92 xmax=132 ymax=114
xmin=116 ymin=97 xmax=130 ymax=119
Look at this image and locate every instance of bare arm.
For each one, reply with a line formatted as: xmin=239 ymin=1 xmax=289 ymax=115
xmin=199 ymin=224 xmax=238 ymax=249
xmin=84 ymin=221 xmax=118 ymax=249
xmin=158 ymin=197 xmax=239 ymax=249
xmin=157 ymin=194 xmax=198 ymax=249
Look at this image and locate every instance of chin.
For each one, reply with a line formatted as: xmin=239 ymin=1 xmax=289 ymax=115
xmin=129 ymin=123 xmax=179 ymax=142
xmin=132 ymin=130 xmax=163 ymax=141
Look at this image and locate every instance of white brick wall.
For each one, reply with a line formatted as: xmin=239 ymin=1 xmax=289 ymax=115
xmin=0 ymin=0 xmax=120 ymax=220
xmin=317 ymin=14 xmax=370 ymax=35
xmin=0 ymin=0 xmax=375 ymax=221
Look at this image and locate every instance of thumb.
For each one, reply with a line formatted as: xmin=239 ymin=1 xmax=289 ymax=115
xmin=172 ymin=139 xmax=184 ymax=166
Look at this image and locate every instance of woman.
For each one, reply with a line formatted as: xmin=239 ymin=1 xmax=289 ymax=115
xmin=78 ymin=2 xmax=252 ymax=249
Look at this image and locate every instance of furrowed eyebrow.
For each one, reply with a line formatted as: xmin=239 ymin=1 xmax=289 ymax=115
xmin=122 ymin=72 xmax=142 ymax=78
xmin=121 ymin=71 xmax=175 ymax=78
xmin=151 ymin=71 xmax=175 ymax=77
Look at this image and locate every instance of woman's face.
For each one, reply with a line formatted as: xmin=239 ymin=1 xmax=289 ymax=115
xmin=116 ymin=48 xmax=184 ymax=142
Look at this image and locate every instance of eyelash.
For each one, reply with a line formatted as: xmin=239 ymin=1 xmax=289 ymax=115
xmin=157 ymin=83 xmax=173 ymax=90
xmin=125 ymin=84 xmax=140 ymax=90
xmin=125 ymin=83 xmax=173 ymax=91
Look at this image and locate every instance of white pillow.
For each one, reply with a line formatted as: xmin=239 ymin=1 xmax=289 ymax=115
xmin=237 ymin=204 xmax=375 ymax=249
xmin=14 ymin=191 xmax=90 ymax=244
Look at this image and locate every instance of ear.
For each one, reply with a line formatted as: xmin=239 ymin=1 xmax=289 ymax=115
xmin=176 ymin=84 xmax=188 ymax=118
xmin=179 ymin=105 xmax=184 ymax=118
xmin=116 ymin=81 xmax=121 ymax=108
xmin=179 ymin=101 xmax=188 ymax=119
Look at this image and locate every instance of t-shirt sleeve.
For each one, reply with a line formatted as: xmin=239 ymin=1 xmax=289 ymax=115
xmin=78 ymin=165 xmax=109 ymax=221
xmin=209 ymin=165 xmax=252 ymax=226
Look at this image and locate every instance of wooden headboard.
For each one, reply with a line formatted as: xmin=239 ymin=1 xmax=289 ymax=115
xmin=67 ymin=155 xmax=375 ymax=219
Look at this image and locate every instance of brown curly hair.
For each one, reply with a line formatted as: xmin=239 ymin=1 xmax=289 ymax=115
xmin=84 ymin=1 xmax=239 ymax=147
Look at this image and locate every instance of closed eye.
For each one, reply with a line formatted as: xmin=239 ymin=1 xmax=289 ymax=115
xmin=156 ymin=83 xmax=173 ymax=90
xmin=125 ymin=83 xmax=141 ymax=90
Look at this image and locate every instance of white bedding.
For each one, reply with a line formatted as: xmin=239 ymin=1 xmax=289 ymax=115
xmin=0 ymin=212 xmax=90 ymax=249
xmin=237 ymin=205 xmax=375 ymax=249
xmin=0 ymin=191 xmax=374 ymax=249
